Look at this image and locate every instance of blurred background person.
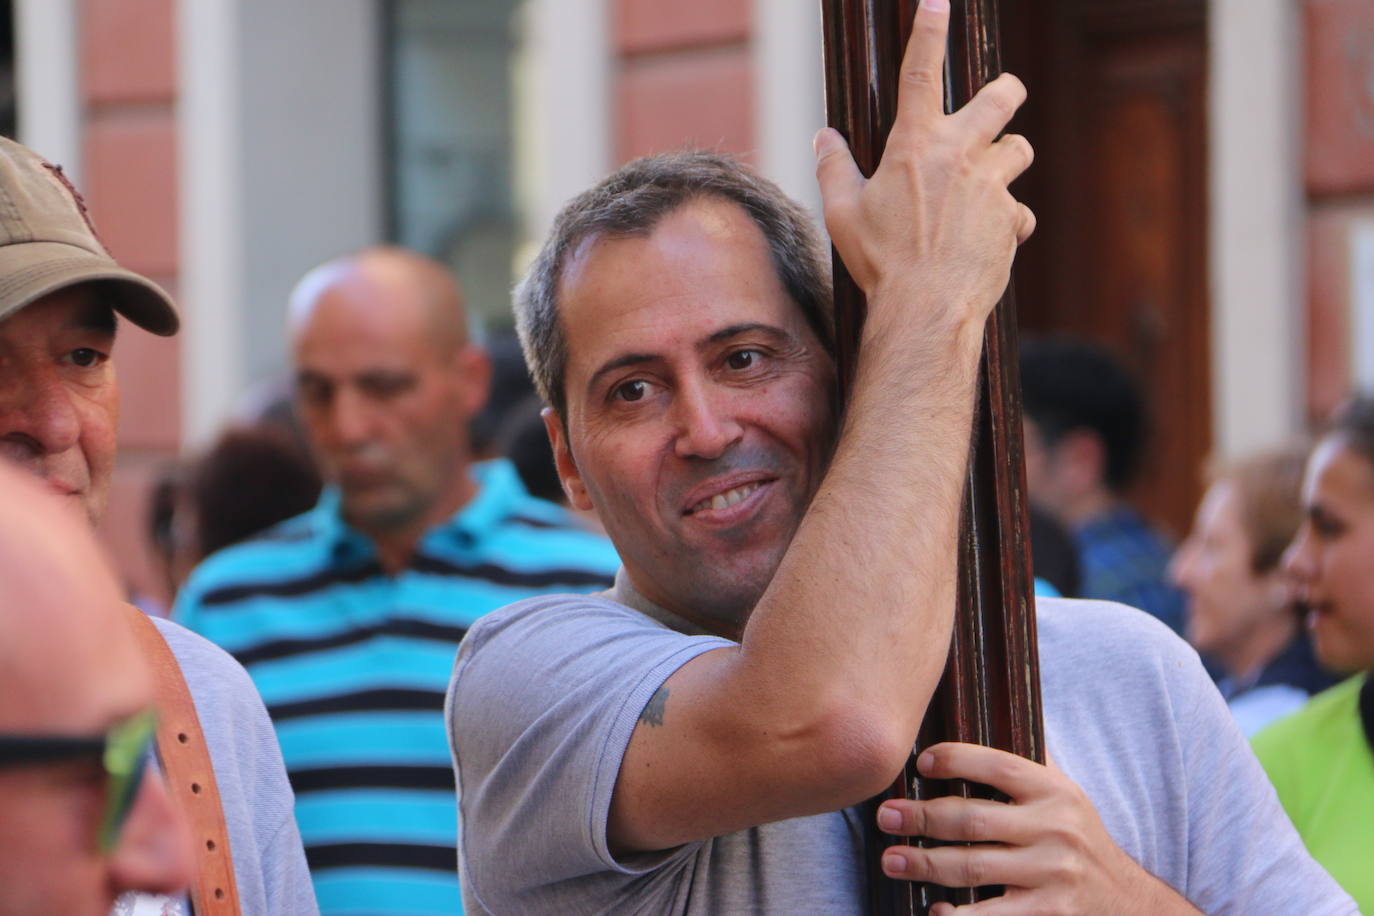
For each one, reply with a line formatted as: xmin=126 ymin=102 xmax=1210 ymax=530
xmin=1020 ymin=336 xmax=1186 ymax=632
xmin=1252 ymin=395 xmax=1374 ymax=912
xmin=146 ymin=425 xmax=322 ymax=609
xmin=165 ymin=425 xmax=322 ymax=595
xmin=0 ymin=463 xmax=193 ymax=915
xmin=469 ymin=331 xmax=536 ymax=461
xmin=1169 ymin=446 xmax=1337 ymax=735
xmin=181 ymin=425 xmax=322 ymax=564
xmin=494 ymin=392 xmax=605 ymax=534
xmin=175 ymin=246 xmax=620 ymax=915
xmin=1028 ymin=502 xmax=1080 ymax=598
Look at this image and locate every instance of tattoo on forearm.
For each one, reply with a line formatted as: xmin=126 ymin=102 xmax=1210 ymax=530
xmin=640 ymin=687 xmax=668 ymax=727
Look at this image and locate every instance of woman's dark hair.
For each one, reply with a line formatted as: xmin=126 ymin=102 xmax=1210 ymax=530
xmin=188 ymin=426 xmax=323 ymax=558
xmin=1329 ymin=394 xmax=1374 ymax=470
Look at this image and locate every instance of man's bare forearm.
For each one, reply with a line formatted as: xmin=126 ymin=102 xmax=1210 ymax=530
xmin=739 ymin=295 xmax=987 ymax=777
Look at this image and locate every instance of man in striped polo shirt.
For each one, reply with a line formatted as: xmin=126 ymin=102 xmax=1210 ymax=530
xmin=175 ymin=247 xmax=620 ymax=916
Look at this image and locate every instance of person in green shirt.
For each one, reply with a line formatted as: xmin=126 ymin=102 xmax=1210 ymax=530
xmin=1253 ymin=395 xmax=1374 ymax=911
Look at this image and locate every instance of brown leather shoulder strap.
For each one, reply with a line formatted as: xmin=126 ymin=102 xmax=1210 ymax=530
xmin=122 ymin=604 xmax=243 ymax=915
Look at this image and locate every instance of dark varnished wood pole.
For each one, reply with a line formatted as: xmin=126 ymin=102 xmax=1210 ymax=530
xmin=820 ymin=1 xmax=1045 ymax=912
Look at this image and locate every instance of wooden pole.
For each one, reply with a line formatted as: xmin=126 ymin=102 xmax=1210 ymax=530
xmin=819 ymin=2 xmax=1045 ymax=911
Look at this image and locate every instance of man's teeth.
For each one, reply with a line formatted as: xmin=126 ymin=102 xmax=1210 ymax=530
xmin=693 ymin=482 xmax=761 ymax=514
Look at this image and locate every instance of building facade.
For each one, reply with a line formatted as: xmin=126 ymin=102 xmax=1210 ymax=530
xmin=12 ymin=0 xmax=1374 ymax=598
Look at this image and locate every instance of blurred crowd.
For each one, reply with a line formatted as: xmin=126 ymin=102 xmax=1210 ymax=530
xmin=2 ymin=103 xmax=1372 ymax=915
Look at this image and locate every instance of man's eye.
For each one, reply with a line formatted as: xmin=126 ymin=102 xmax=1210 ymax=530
xmin=1314 ymin=518 xmax=1345 ymax=538
xmin=68 ymin=348 xmax=105 ymax=368
xmin=1309 ymin=509 xmax=1345 ymax=539
xmin=358 ymin=374 xmax=416 ymax=399
xmin=725 ymin=349 xmax=759 ymax=371
xmin=614 ymin=380 xmax=647 ymax=402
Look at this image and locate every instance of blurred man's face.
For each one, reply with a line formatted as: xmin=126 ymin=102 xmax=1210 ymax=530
xmin=0 ymin=287 xmax=120 ymax=524
xmin=1169 ymin=479 xmax=1285 ymax=663
xmin=0 ymin=467 xmax=191 ymax=914
xmin=547 ymin=199 xmax=836 ymax=632
xmin=293 ymin=283 xmax=488 ymax=536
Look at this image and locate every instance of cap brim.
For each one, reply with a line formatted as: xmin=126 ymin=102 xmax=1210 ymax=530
xmin=0 ymin=240 xmax=179 ymax=336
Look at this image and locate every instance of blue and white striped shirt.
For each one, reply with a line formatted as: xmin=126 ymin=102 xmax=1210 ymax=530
xmin=175 ymin=460 xmax=620 ymax=916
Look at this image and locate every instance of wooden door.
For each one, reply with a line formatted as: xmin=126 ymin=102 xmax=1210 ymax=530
xmin=1003 ymin=0 xmax=1210 ymax=537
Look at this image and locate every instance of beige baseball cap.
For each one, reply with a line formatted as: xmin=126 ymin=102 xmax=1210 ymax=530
xmin=0 ymin=136 xmax=178 ymax=335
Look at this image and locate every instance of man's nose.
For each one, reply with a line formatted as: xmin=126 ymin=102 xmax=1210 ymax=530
xmin=672 ymin=383 xmax=743 ymax=460
xmin=0 ymin=365 xmax=82 ymax=458
xmin=328 ymin=388 xmax=374 ymax=447
xmin=106 ymin=769 xmax=194 ymax=900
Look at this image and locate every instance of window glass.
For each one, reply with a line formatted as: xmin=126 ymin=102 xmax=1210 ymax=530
xmin=386 ymin=0 xmax=522 ymax=330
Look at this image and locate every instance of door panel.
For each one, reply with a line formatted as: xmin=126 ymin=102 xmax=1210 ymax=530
xmin=1004 ymin=0 xmax=1209 ymax=537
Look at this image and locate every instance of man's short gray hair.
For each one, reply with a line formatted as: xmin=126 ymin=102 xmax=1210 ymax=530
xmin=513 ymin=151 xmax=834 ymax=417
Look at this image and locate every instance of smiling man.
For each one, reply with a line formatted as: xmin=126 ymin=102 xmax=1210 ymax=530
xmin=446 ymin=6 xmax=1354 ymax=915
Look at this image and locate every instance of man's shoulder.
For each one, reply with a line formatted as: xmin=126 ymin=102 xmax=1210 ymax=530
xmin=145 ymin=615 xmax=313 ymax=914
xmin=453 ymin=589 xmax=725 ymax=711
xmin=455 ymin=484 xmax=622 ymax=575
xmin=201 ymin=508 xmax=325 ymax=567
xmin=462 ymin=590 xmax=655 ymax=651
xmin=1037 ymin=595 xmax=1188 ymax=657
xmin=148 ymin=615 xmax=268 ymax=712
xmin=1035 ymin=596 xmax=1202 ymax=706
xmin=174 ymin=511 xmax=335 ymax=611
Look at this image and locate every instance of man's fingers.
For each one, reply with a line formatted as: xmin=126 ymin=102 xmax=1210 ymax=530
xmin=917 ymin=742 xmax=1051 ymax=801
xmin=1015 ymin=202 xmax=1036 ymax=246
xmin=814 ymin=127 xmax=866 ymax=246
xmin=986 ymin=133 xmax=1035 ymax=185
xmin=895 ymin=0 xmax=953 ymax=124
xmin=930 ymin=895 xmax=1027 ymax=915
xmin=881 ymin=842 xmax=1035 ymax=890
xmin=814 ymin=127 xmax=863 ymax=193
xmin=877 ymin=796 xmax=1032 ymax=845
xmin=953 ymin=72 xmax=1028 ymax=146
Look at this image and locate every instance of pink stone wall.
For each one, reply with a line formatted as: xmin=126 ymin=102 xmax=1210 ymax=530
xmin=612 ymin=0 xmax=754 ymax=163
xmin=79 ymin=0 xmax=181 ymax=610
xmin=1304 ymin=0 xmax=1374 ymax=197
xmin=1303 ymin=0 xmax=1374 ymax=425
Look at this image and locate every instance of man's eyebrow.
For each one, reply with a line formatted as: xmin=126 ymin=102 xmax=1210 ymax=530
xmin=701 ymin=323 xmax=787 ymax=348
xmin=588 ymin=352 xmax=659 ymax=394
xmin=356 ymin=368 xmax=416 ymax=381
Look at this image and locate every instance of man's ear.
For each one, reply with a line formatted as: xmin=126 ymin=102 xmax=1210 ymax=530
xmin=453 ymin=344 xmax=493 ymax=418
xmin=542 ymin=408 xmax=593 ymax=511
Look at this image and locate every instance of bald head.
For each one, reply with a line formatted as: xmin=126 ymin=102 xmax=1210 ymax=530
xmin=287 ymin=246 xmax=469 ymax=354
xmin=286 ymin=247 xmax=491 ymax=555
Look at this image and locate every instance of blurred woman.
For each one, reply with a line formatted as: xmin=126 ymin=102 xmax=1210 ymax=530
xmin=1169 ymin=446 xmax=1336 ymax=735
xmin=1252 ymin=396 xmax=1374 ymax=911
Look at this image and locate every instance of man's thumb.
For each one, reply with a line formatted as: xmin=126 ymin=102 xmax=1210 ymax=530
xmin=813 ymin=128 xmax=863 ymax=215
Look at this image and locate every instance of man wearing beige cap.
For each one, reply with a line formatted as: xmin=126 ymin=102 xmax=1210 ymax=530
xmin=0 ymin=135 xmax=318 ymax=915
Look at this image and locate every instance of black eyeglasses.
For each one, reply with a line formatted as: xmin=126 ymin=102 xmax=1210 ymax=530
xmin=0 ymin=708 xmax=158 ymax=851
